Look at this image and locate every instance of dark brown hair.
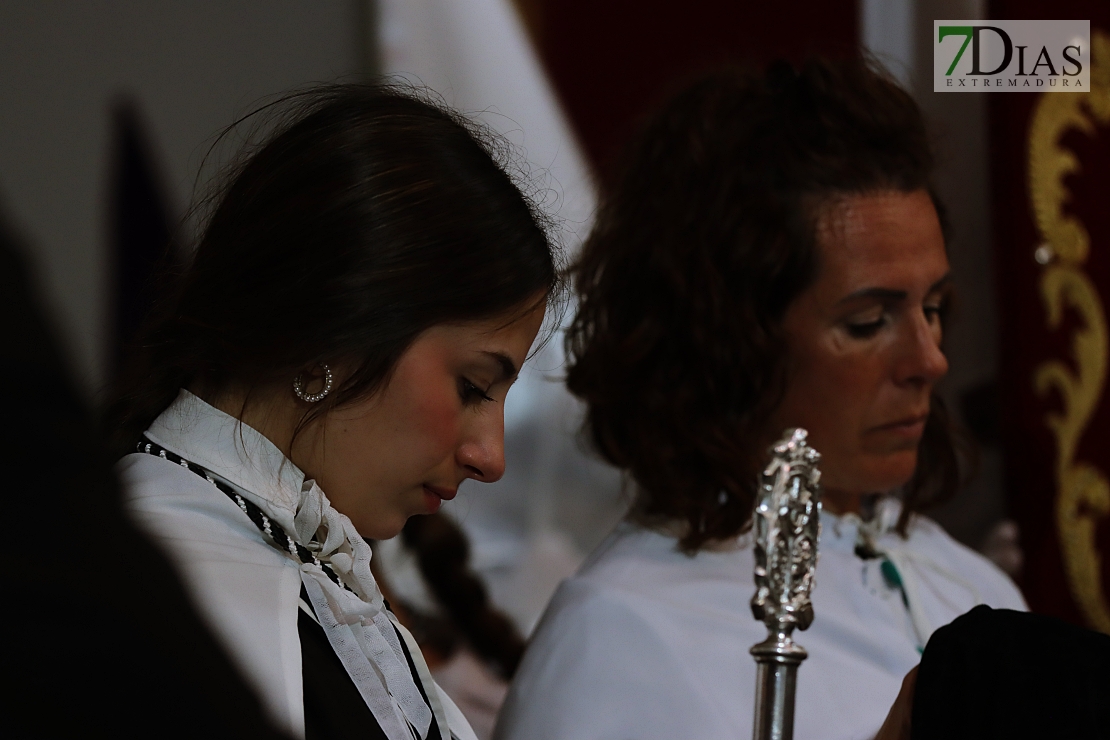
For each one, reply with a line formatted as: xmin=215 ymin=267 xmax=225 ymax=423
xmin=566 ymin=58 xmax=958 ymax=552
xmin=399 ymin=513 xmax=525 ymax=680
xmin=106 ymin=84 xmax=560 ymax=453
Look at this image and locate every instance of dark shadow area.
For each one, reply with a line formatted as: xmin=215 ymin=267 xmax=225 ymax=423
xmin=0 ymin=205 xmax=288 ymax=738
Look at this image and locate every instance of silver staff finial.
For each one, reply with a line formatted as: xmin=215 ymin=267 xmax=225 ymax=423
xmin=750 ymin=427 xmax=822 ymax=740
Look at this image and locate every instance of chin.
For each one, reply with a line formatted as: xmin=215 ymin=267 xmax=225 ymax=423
xmin=352 ymin=515 xmax=407 ymax=541
xmin=832 ymin=450 xmax=918 ymax=495
xmin=865 ymin=452 xmax=919 ymax=493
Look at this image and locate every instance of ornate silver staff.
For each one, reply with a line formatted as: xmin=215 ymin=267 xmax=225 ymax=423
xmin=750 ymin=428 xmax=822 ymax=740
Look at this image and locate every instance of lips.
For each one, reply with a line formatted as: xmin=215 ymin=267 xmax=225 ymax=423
xmin=422 ymin=484 xmax=458 ymax=502
xmin=872 ymin=413 xmax=929 ymax=434
xmin=874 ymin=414 xmax=927 ymax=430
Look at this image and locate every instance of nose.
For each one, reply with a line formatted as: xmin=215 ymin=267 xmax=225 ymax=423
xmin=894 ymin=311 xmax=949 ymax=387
xmin=455 ymin=409 xmax=507 ymax=483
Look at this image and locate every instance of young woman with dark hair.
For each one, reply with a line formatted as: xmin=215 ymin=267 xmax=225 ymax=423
xmin=495 ymin=59 xmax=1025 ymax=740
xmin=109 ymin=85 xmax=558 ymax=740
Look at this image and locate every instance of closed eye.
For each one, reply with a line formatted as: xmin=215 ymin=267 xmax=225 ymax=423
xmin=924 ymin=291 xmax=951 ymax=324
xmin=458 ymin=377 xmax=494 ymax=405
xmin=845 ymin=316 xmax=887 ymax=338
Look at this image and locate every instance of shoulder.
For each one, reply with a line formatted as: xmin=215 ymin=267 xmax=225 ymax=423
xmin=498 ymin=578 xmax=718 ymax=740
xmin=575 ymin=522 xmax=755 ymax=604
xmin=902 ymin=514 xmax=1027 ymax=610
xmin=496 ymin=526 xmax=757 ymax=740
xmin=119 ymin=450 xmax=224 ymax=507
xmin=118 ymin=452 xmax=305 ymax=732
xmin=121 ymin=454 xmax=257 ymax=553
xmin=118 ymin=451 xmax=299 ymax=583
xmin=518 ymin=534 xmax=691 ymax=680
xmin=117 ymin=450 xmax=298 ymax=588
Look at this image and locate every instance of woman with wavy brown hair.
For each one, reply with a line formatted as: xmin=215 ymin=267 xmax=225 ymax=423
xmin=495 ymin=59 xmax=1025 ymax=740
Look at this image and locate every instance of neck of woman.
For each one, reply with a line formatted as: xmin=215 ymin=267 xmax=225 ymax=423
xmin=820 ymin=487 xmax=863 ymax=516
xmin=821 ymin=488 xmax=890 ymax=522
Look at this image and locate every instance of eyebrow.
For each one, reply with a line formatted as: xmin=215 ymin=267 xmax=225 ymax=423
xmin=836 ymin=273 xmax=952 ymax=306
xmin=482 ymin=351 xmax=519 ymax=382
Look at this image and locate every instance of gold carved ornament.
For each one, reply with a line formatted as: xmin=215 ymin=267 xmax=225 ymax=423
xmin=1027 ymin=30 xmax=1110 ymax=634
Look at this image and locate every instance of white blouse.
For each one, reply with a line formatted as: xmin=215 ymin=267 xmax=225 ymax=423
xmin=118 ymin=390 xmax=477 ymax=740
xmin=495 ymin=502 xmax=1027 ymax=740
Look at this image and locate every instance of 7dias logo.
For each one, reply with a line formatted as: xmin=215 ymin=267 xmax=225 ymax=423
xmin=934 ymin=20 xmax=1090 ymax=92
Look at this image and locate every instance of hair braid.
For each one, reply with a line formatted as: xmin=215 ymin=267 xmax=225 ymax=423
xmin=401 ymin=513 xmax=525 ymax=680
